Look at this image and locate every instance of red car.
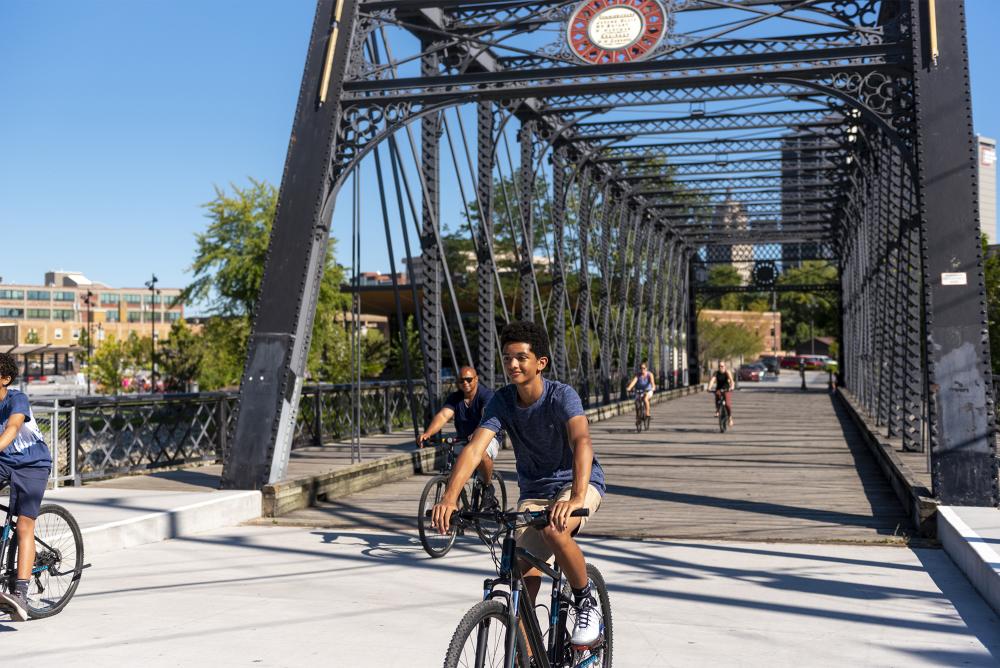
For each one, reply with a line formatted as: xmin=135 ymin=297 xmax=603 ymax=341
xmin=738 ymin=363 xmax=767 ymax=382
xmin=779 ymin=356 xmax=801 ymax=369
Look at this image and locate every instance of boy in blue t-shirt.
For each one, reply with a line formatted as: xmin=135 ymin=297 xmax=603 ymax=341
xmin=0 ymin=353 xmax=53 ymax=621
xmin=432 ymin=321 xmax=605 ymax=647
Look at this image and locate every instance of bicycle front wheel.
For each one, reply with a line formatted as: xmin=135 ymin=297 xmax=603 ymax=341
xmin=444 ymin=599 xmax=527 ymax=668
xmin=418 ymin=475 xmax=458 ymax=558
xmin=719 ymin=405 xmax=729 ymax=433
xmin=26 ymin=503 xmax=85 ymax=619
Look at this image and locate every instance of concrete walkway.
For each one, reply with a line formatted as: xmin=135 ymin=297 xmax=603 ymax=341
xmin=4 ymin=525 xmax=998 ymax=666
xmin=277 ymin=372 xmax=912 ymax=543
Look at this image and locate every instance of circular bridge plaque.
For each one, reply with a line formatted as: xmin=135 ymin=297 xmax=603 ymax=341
xmin=567 ymin=0 xmax=667 ymax=65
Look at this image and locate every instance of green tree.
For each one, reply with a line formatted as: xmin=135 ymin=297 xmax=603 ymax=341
xmin=91 ymin=335 xmax=129 ymax=394
xmin=193 ymin=317 xmax=248 ymax=390
xmin=385 ymin=316 xmax=424 ymax=379
xmin=697 ymin=318 xmax=763 ymax=370
xmin=24 ymin=330 xmax=40 ymax=344
xmin=158 ymin=319 xmax=203 ymax=391
xmin=982 ymin=235 xmax=1000 ymax=375
xmin=125 ymin=331 xmax=150 ymax=374
xmin=777 ymin=260 xmax=839 ymax=351
xmin=183 ymin=179 xmax=350 ymax=389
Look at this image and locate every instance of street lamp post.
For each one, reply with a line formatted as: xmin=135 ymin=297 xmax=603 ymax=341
xmin=144 ymin=274 xmax=158 ymax=391
xmin=83 ymin=290 xmax=94 ymax=394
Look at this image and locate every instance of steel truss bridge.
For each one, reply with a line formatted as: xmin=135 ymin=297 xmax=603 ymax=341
xmin=220 ymin=0 xmax=997 ymax=508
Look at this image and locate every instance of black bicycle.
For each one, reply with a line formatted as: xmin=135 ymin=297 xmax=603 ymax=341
xmin=441 ymin=506 xmax=612 ymax=668
xmin=633 ymin=391 xmax=649 ymax=433
xmin=418 ymin=436 xmax=508 ymax=558
xmin=0 ymin=487 xmax=87 ymax=620
xmin=714 ymin=390 xmax=730 ymax=433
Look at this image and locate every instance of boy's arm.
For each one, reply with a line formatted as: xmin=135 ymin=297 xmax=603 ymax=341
xmin=430 ymin=426 xmax=495 ymax=532
xmin=550 ymin=415 xmax=593 ymax=532
xmin=0 ymin=413 xmax=25 ymax=452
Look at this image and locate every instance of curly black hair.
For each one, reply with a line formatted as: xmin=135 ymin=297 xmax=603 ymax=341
xmin=499 ymin=320 xmax=551 ymax=364
xmin=0 ymin=352 xmax=18 ymax=387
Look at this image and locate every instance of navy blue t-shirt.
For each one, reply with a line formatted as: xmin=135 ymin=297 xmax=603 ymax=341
xmin=0 ymin=389 xmax=52 ymax=469
xmin=444 ymin=385 xmax=495 ymax=441
xmin=480 ymin=378 xmax=605 ymax=500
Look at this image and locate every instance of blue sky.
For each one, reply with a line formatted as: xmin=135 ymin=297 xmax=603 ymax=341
xmin=1 ymin=1 xmax=998 ymax=305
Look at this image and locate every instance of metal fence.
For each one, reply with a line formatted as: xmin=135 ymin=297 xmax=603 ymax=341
xmin=43 ymin=380 xmax=426 ymax=481
xmin=32 ymin=402 xmax=76 ymax=487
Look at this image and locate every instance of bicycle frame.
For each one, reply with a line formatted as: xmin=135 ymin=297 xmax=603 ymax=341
xmin=479 ymin=533 xmax=579 ymax=668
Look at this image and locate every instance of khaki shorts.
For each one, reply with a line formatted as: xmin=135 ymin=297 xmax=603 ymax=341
xmin=456 ymin=436 xmax=500 ymax=461
xmin=515 ymin=484 xmax=603 ymax=565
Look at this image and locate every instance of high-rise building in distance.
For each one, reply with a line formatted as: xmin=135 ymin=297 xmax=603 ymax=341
xmin=979 ymin=135 xmax=997 ymax=244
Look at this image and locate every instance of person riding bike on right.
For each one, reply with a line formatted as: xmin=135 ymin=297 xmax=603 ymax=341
xmin=707 ymin=361 xmax=736 ymax=427
xmin=625 ymin=359 xmax=656 ymax=420
xmin=418 ymin=365 xmax=500 ymax=488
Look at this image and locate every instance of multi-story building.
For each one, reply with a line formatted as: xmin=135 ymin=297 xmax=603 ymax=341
xmin=979 ymin=135 xmax=997 ymax=244
xmin=0 ymin=271 xmax=184 ymax=346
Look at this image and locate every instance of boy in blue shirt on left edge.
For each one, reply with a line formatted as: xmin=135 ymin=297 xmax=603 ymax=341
xmin=0 ymin=352 xmax=53 ymax=621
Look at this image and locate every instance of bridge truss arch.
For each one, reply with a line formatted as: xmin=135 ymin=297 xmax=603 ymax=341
xmin=221 ymin=0 xmax=997 ymax=507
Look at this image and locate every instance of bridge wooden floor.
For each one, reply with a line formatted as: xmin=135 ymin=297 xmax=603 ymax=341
xmin=275 ymin=374 xmax=913 ymax=543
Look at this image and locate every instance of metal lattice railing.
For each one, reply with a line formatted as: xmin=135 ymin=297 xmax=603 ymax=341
xmin=72 ymin=392 xmax=236 ymax=481
xmin=293 ymin=381 xmax=426 ymax=448
xmin=58 ymin=381 xmax=426 ymax=481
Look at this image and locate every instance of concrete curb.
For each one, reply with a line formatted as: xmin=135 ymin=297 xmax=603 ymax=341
xmin=261 ymin=384 xmax=703 ymax=517
xmin=81 ymin=490 xmax=262 ymax=555
xmin=836 ymin=388 xmax=937 ymax=535
xmin=938 ymin=506 xmax=1000 ymax=617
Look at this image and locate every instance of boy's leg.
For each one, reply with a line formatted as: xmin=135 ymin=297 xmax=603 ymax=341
xmin=17 ymin=516 xmax=35 ymax=580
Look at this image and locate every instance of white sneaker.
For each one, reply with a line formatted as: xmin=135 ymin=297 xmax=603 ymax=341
xmin=570 ymin=594 xmax=601 ymax=647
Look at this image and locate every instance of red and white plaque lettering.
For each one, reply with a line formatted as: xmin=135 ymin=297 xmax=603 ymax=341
xmin=567 ymin=0 xmax=666 ymax=64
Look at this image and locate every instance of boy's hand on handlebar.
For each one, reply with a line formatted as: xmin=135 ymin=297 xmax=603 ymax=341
xmin=431 ymin=500 xmax=459 ymax=534
xmin=550 ymin=497 xmax=584 ymax=533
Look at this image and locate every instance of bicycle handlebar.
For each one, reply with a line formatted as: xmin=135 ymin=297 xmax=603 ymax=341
xmin=425 ymin=507 xmax=589 ymax=530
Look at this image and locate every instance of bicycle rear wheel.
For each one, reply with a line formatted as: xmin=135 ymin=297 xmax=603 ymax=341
xmin=443 ymin=599 xmax=527 ymax=668
xmin=23 ymin=504 xmax=84 ymax=619
xmin=418 ymin=475 xmax=461 ymax=558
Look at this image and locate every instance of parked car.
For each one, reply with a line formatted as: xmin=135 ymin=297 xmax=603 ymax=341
xmin=738 ymin=363 xmax=767 ymax=382
xmin=758 ymin=355 xmax=780 ymax=375
xmin=779 ymin=356 xmax=801 ymax=370
xmin=799 ymin=355 xmax=830 ymax=370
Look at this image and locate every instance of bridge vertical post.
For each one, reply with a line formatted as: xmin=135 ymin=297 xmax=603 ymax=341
xmin=616 ymin=208 xmax=639 ymax=399
xmin=221 ymin=0 xmax=358 ymax=489
xmin=550 ymin=147 xmax=569 ymax=382
xmin=597 ymin=192 xmax=617 ymax=405
xmin=686 ymin=258 xmax=699 ymax=386
xmin=658 ymin=240 xmax=676 ymax=390
xmin=476 ymin=102 xmax=496 ymax=387
xmin=518 ymin=122 xmax=535 ymax=321
xmin=648 ymin=232 xmax=665 ymax=379
xmin=577 ymin=168 xmax=594 ymax=406
xmin=910 ymin=0 xmax=997 ymax=505
xmin=419 ymin=44 xmax=442 ymax=418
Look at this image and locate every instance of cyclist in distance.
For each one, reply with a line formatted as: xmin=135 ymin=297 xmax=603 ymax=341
xmin=625 ymin=359 xmax=656 ymax=420
xmin=431 ymin=321 xmax=606 ymax=647
xmin=419 ymin=365 xmax=500 ymax=485
xmin=707 ymin=360 xmax=736 ymax=427
xmin=0 ymin=352 xmax=53 ymax=622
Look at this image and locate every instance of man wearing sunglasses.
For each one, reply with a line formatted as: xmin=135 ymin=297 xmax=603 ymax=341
xmin=418 ymin=366 xmax=499 ymax=484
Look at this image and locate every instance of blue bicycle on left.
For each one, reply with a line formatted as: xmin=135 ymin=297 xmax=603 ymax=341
xmin=0 ymin=487 xmax=86 ymax=619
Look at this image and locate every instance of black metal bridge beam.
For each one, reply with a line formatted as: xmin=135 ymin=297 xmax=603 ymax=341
xmin=222 ymin=0 xmax=359 ymax=489
xmin=910 ymin=0 xmax=997 ymax=505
